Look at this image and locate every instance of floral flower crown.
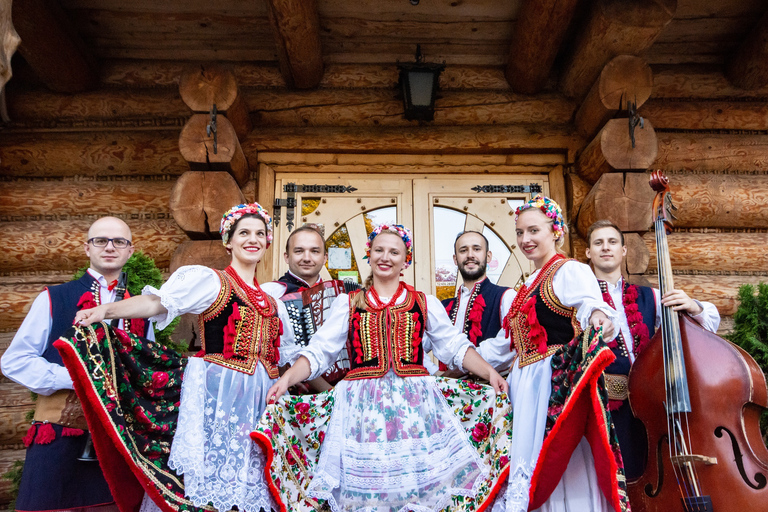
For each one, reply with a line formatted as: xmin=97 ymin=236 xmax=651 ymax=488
xmin=364 ymin=224 xmax=414 ymax=268
xmin=220 ymin=203 xmax=273 ymax=247
xmin=515 ymin=194 xmax=565 ymax=240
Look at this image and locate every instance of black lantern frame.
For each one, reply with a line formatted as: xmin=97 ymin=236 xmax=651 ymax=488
xmin=397 ymin=45 xmax=445 ymax=122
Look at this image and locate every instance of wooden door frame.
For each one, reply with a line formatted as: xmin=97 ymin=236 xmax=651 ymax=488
xmin=256 ymin=154 xmax=567 ymax=284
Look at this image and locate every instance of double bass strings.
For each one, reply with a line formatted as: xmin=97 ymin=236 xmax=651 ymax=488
xmin=655 ymin=212 xmax=706 ymax=508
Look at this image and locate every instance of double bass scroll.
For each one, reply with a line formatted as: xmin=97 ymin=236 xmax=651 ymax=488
xmin=626 ymin=170 xmax=768 ymax=512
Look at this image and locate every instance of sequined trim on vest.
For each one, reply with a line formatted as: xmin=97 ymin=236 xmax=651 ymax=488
xmin=198 ymin=270 xmax=281 ymax=377
xmin=507 ymin=258 xmax=580 ymax=368
xmin=345 ymin=286 xmax=430 ymax=380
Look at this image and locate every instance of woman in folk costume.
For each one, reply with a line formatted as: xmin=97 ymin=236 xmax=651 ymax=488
xmin=476 ymin=196 xmax=631 ymax=512
xmin=63 ymin=203 xmax=297 ymax=512
xmin=251 ymin=224 xmax=513 ymax=512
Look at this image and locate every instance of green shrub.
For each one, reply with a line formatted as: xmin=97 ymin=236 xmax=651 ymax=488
xmin=726 ymin=282 xmax=768 ymax=442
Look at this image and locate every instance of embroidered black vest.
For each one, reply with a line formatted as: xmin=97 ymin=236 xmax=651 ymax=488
xmin=504 ymin=257 xmax=580 ymax=368
xmin=277 ymin=272 xmax=313 ymax=293
xmin=46 ymin=273 xmax=149 ymax=365
xmin=345 ymin=285 xmax=430 ymax=380
xmin=197 ymin=270 xmax=282 ymax=377
xmin=442 ymin=278 xmax=508 ymax=346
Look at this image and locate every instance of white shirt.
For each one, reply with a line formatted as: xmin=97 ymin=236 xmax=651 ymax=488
xmin=477 ymin=259 xmax=618 ymax=370
xmin=143 ymin=265 xmax=297 ymax=365
xmin=297 ymin=287 xmax=473 ymax=381
xmin=260 ymin=270 xmax=321 ymax=299
xmin=2 ymin=269 xmax=155 ymax=396
xmin=603 ymin=277 xmax=721 ymax=362
xmin=444 ymin=278 xmax=516 ymax=371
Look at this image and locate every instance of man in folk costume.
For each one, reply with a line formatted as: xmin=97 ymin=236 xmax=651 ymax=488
xmin=1 ymin=217 xmax=152 ymax=512
xmin=441 ymin=230 xmax=515 ymax=375
xmin=262 ymin=224 xmax=339 ymax=392
xmin=262 ymin=224 xmax=328 ymax=296
xmin=585 ymin=219 xmax=720 ymax=480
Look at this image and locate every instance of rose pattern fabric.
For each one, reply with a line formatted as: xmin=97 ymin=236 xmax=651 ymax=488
xmin=252 ymin=376 xmax=512 ymax=512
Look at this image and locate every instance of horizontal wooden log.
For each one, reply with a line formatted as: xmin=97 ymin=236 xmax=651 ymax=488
xmin=726 ymin=10 xmax=768 ymax=90
xmin=169 ymin=172 xmax=246 ymax=238
xmin=645 ymin=232 xmax=768 ymax=273
xmin=0 ymin=382 xmax=34 ymax=446
xmin=655 ymin=133 xmax=768 ymax=173
xmin=243 ymin=89 xmax=575 ymax=127
xmin=651 ymin=64 xmax=768 ymax=99
xmin=0 ymin=130 xmax=187 ymax=178
xmin=99 ymin=60 xmax=513 ymax=91
xmin=575 ymin=55 xmax=653 ymax=139
xmin=7 ymin=80 xmax=575 ymax=129
xmin=0 ymin=179 xmax=175 ymax=218
xmin=640 ymin=100 xmax=768 ymax=131
xmin=266 ymin=0 xmax=324 ymax=89
xmin=170 ymin=241 xmax=231 ymax=273
xmin=242 ymin=125 xmax=583 ymax=157
xmin=565 ymin=173 xmax=591 ymax=220
xmin=0 ymin=219 xmax=188 ymax=276
xmin=576 ymin=118 xmax=658 ymax=184
xmin=0 ymin=282 xmax=45 ymax=331
xmin=642 ymin=273 xmax=765 ymax=316
xmin=5 ymin=86 xmax=188 ymax=122
xmin=664 ymin=173 xmax=768 ymax=228
xmin=576 ymin=172 xmax=655 ymax=238
xmin=11 ymin=0 xmax=98 ymax=93
xmin=504 ymin=0 xmax=580 ymax=94
xmin=179 ymin=63 xmax=252 ymax=138
xmin=559 ymin=0 xmax=676 ymax=100
xmin=179 ymin=114 xmax=250 ymax=185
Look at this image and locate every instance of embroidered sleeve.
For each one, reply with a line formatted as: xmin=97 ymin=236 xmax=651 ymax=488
xmin=551 ymin=260 xmax=618 ymax=337
xmin=142 ymin=265 xmax=221 ymax=330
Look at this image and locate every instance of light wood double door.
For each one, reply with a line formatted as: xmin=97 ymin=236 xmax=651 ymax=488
xmin=271 ymin=174 xmax=549 ymax=299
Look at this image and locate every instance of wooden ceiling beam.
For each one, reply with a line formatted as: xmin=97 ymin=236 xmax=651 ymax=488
xmin=725 ymin=10 xmax=768 ymax=90
xmin=504 ymin=0 xmax=580 ymax=94
xmin=265 ymin=0 xmax=324 ymax=89
xmin=559 ymin=0 xmax=675 ymax=101
xmin=11 ymin=0 xmax=98 ymax=93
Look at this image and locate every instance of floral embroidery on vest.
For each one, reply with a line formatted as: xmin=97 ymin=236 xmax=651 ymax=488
xmin=198 ymin=269 xmax=282 ymax=377
xmin=503 ymin=255 xmax=579 ymax=368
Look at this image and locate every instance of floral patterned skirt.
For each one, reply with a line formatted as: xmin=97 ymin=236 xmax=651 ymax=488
xmin=251 ymin=371 xmax=512 ymax=512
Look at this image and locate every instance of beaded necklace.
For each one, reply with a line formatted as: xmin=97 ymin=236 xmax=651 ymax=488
xmin=507 ymin=253 xmax=565 ymax=318
xmin=225 ymin=266 xmax=274 ymax=314
xmin=367 ymin=281 xmax=405 ymax=311
xmin=599 ymin=278 xmax=650 ymax=356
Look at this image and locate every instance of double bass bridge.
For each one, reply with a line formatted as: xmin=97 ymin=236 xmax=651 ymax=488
xmin=669 ymin=454 xmax=718 ymax=467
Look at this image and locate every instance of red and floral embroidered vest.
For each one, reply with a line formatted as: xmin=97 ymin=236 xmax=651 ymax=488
xmin=197 ymin=269 xmax=282 ymax=377
xmin=503 ymin=255 xmax=581 ymax=368
xmin=345 ymin=284 xmax=430 ymax=380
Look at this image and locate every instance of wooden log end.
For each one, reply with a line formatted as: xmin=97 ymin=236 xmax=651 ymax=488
xmin=179 ymin=63 xmax=239 ymax=112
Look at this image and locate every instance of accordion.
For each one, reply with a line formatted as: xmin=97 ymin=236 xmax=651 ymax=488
xmin=281 ymin=279 xmax=361 ymax=385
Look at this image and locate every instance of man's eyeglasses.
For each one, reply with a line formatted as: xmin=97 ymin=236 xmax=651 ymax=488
xmin=87 ymin=237 xmax=132 ymax=249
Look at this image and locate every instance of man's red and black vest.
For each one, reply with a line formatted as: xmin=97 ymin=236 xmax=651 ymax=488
xmin=345 ymin=285 xmax=430 ymax=380
xmin=46 ymin=272 xmax=149 ymax=365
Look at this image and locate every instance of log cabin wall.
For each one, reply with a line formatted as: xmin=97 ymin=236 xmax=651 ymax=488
xmin=2 ymin=0 xmax=768 ymax=506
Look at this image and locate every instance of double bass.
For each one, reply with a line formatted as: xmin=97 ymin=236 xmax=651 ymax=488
xmin=627 ymin=171 xmax=768 ymax=511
